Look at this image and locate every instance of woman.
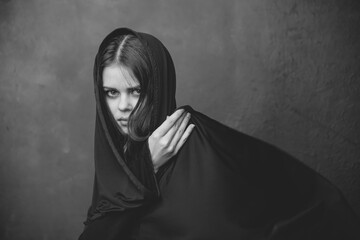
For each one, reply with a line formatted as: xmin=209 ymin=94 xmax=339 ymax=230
xmin=79 ymin=28 xmax=360 ymax=240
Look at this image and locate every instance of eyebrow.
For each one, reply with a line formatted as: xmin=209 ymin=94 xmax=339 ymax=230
xmin=102 ymin=85 xmax=141 ymax=90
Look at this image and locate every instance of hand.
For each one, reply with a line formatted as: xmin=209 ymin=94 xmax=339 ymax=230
xmin=148 ymin=109 xmax=195 ymax=173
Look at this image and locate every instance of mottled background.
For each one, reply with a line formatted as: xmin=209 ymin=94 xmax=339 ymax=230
xmin=0 ymin=0 xmax=359 ymax=239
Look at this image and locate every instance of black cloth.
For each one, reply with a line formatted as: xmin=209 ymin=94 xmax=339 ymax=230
xmin=79 ymin=28 xmax=360 ymax=240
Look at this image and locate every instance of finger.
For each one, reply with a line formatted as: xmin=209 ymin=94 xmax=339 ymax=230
xmin=153 ymin=109 xmax=185 ymax=137
xmin=174 ymin=124 xmax=195 ymax=154
xmin=161 ymin=111 xmax=187 ymax=144
xmin=169 ymin=112 xmax=191 ymax=148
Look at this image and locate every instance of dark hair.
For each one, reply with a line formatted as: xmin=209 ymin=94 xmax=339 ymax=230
xmin=99 ymin=34 xmax=154 ymax=147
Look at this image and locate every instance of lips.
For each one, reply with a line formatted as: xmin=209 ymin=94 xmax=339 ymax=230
xmin=117 ymin=118 xmax=128 ymax=125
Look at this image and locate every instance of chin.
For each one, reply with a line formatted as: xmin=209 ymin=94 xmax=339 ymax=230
xmin=120 ymin=127 xmax=128 ymax=135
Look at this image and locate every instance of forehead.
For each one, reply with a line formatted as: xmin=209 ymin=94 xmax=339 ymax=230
xmin=102 ymin=65 xmax=139 ymax=88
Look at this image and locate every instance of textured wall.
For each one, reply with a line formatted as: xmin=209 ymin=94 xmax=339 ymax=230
xmin=0 ymin=0 xmax=359 ymax=239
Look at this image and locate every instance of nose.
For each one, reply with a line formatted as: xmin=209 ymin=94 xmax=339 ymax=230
xmin=118 ymin=94 xmax=133 ymax=112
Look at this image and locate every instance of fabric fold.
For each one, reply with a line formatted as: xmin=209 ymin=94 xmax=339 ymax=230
xmin=135 ymin=107 xmax=360 ymax=239
xmin=81 ymin=27 xmax=360 ymax=239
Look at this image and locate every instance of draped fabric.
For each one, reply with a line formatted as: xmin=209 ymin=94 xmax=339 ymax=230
xmin=84 ymin=28 xmax=176 ymax=223
xmin=79 ymin=28 xmax=360 ymax=239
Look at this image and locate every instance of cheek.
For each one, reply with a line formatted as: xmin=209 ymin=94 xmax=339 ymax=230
xmin=106 ymin=99 xmax=118 ymax=116
xmin=131 ymin=96 xmax=140 ymax=108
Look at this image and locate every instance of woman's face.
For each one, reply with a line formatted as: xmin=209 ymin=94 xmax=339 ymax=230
xmin=102 ymin=64 xmax=141 ymax=135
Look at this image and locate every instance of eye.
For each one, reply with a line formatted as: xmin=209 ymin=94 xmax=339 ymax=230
xmin=104 ymin=89 xmax=119 ymax=98
xmin=130 ymin=88 xmax=141 ymax=96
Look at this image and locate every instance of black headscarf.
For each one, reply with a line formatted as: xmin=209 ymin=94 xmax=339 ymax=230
xmin=85 ymin=28 xmax=178 ymax=221
xmin=80 ymin=28 xmax=360 ymax=240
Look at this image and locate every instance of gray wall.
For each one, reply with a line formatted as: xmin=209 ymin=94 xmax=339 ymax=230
xmin=0 ymin=0 xmax=359 ymax=239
